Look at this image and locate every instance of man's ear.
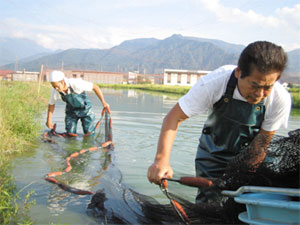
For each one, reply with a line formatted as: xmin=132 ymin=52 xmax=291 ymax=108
xmin=235 ymin=67 xmax=241 ymax=79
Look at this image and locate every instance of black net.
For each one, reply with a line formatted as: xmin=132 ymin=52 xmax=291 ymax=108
xmin=216 ymin=129 xmax=300 ymax=191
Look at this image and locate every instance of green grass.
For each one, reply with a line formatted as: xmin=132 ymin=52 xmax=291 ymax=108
xmin=290 ymin=91 xmax=300 ymax=110
xmin=0 ymin=81 xmax=50 ymax=225
xmin=0 ymin=82 xmax=50 ymax=154
xmin=98 ymin=83 xmax=191 ymax=95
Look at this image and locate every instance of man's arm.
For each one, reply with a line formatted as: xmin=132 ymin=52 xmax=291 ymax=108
xmin=46 ymin=104 xmax=55 ymax=129
xmin=240 ymin=129 xmax=275 ymax=172
xmin=93 ymin=84 xmax=110 ymax=112
xmin=213 ymin=129 xmax=275 ymax=190
xmin=147 ymin=103 xmax=188 ymax=185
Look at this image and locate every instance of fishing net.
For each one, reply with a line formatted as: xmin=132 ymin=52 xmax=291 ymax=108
xmin=44 ymin=114 xmax=299 ymax=224
xmin=215 ymin=129 xmax=300 ymax=191
xmin=43 ymin=109 xmax=113 ymax=195
xmin=87 ymin=129 xmax=300 ymax=224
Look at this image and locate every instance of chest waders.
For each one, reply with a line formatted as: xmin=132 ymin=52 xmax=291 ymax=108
xmin=60 ymin=87 xmax=95 ymax=135
xmin=195 ymin=71 xmax=265 ymax=202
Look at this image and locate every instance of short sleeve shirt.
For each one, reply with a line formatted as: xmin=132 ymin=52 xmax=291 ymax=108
xmin=49 ymin=78 xmax=93 ymax=105
xmin=178 ymin=65 xmax=291 ymax=132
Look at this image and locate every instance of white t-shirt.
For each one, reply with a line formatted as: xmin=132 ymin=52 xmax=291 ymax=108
xmin=179 ymin=65 xmax=291 ymax=132
xmin=49 ymin=78 xmax=94 ymax=105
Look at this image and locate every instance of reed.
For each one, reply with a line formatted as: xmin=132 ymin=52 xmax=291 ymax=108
xmin=0 ymin=81 xmax=50 ymax=225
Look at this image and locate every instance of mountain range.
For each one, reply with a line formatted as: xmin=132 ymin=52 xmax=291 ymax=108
xmin=1 ymin=34 xmax=299 ymax=83
xmin=0 ymin=37 xmax=53 ymax=66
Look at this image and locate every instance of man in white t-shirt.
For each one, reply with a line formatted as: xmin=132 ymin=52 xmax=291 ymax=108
xmin=46 ymin=71 xmax=110 ymax=136
xmin=147 ymin=41 xmax=291 ymax=201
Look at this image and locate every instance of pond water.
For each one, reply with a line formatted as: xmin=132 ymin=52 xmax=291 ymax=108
xmin=12 ymin=88 xmax=300 ymax=224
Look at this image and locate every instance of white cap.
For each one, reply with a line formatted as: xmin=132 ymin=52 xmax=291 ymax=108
xmin=49 ymin=70 xmax=65 ymax=82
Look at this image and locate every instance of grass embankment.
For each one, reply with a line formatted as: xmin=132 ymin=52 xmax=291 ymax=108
xmin=0 ymin=81 xmax=50 ymax=225
xmin=99 ymin=83 xmax=191 ymax=95
xmin=290 ymin=88 xmax=300 ymax=110
xmin=99 ymin=83 xmax=300 ymax=109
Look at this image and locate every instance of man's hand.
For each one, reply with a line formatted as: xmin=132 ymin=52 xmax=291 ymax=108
xmin=103 ymin=102 xmax=111 ymax=114
xmin=147 ymin=103 xmax=188 ymax=185
xmin=47 ymin=104 xmax=55 ymax=129
xmin=147 ymin=160 xmax=173 ymax=185
xmin=46 ymin=120 xmax=54 ymax=129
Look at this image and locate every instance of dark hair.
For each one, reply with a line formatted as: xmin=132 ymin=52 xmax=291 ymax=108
xmin=238 ymin=41 xmax=287 ymax=79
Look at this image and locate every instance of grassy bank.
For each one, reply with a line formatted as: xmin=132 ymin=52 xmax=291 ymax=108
xmin=290 ymin=88 xmax=300 ymax=110
xmin=98 ymin=83 xmax=191 ymax=95
xmin=0 ymin=81 xmax=50 ymax=225
xmin=98 ymin=83 xmax=300 ymax=109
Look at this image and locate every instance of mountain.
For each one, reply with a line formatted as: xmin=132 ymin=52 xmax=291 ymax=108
xmin=286 ymin=49 xmax=300 ymax=71
xmin=0 ymin=37 xmax=53 ymax=66
xmin=183 ymin=35 xmax=245 ymax=54
xmin=0 ymin=34 xmax=242 ymax=73
xmin=127 ymin=34 xmax=242 ymax=72
xmin=0 ymin=34 xmax=299 ymax=83
xmin=283 ymin=49 xmax=300 ymax=83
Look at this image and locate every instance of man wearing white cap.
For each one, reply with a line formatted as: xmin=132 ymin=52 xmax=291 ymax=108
xmin=46 ymin=70 xmax=110 ymax=136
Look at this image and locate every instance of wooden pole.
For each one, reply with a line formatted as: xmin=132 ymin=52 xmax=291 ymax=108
xmin=38 ymin=64 xmax=44 ymax=94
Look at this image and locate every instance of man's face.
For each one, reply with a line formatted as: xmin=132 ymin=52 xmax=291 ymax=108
xmin=235 ymin=67 xmax=280 ymax=105
xmin=51 ymin=80 xmax=67 ymax=93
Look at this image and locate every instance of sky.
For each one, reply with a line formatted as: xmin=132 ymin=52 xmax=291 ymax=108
xmin=0 ymin=0 xmax=299 ymax=51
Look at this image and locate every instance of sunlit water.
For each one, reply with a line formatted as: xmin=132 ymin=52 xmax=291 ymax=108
xmin=12 ymin=88 xmax=300 ymax=224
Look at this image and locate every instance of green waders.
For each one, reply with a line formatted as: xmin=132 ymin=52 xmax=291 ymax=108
xmin=195 ymin=71 xmax=265 ymax=202
xmin=60 ymin=87 xmax=96 ymax=135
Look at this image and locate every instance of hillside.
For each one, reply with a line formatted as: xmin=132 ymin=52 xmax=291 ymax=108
xmin=1 ymin=34 xmax=299 ymax=83
xmin=0 ymin=37 xmax=52 ymax=66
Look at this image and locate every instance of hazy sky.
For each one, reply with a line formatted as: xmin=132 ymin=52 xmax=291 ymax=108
xmin=0 ymin=0 xmax=299 ymax=51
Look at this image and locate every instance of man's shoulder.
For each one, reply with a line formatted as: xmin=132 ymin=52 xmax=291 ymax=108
xmin=68 ymin=78 xmax=93 ymax=92
xmin=203 ymin=65 xmax=236 ymax=82
xmin=266 ymin=81 xmax=291 ymax=107
xmin=207 ymin=65 xmax=236 ymax=77
xmin=68 ymin=77 xmax=81 ymax=84
xmin=273 ymin=82 xmax=291 ymax=98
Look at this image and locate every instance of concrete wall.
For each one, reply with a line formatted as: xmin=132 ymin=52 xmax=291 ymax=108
xmin=12 ymin=71 xmax=40 ymax=82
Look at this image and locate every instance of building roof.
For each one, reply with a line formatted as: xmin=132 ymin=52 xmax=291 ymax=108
xmin=164 ymin=68 xmax=211 ymax=74
xmin=66 ymin=70 xmax=127 ymax=75
xmin=0 ymin=70 xmax=13 ymax=76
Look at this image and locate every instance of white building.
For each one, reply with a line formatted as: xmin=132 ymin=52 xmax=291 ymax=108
xmin=12 ymin=70 xmax=40 ymax=82
xmin=163 ymin=69 xmax=211 ymax=86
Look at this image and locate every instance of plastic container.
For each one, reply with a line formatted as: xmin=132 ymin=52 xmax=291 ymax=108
xmin=234 ymin=192 xmax=300 ymax=225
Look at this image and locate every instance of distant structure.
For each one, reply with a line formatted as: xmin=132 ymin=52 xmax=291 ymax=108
xmin=2 ymin=67 xmax=210 ymax=86
xmin=58 ymin=70 xmax=126 ymax=84
xmin=43 ymin=69 xmax=164 ymax=84
xmin=163 ymin=69 xmax=210 ymax=86
xmin=0 ymin=70 xmax=40 ymax=81
xmin=0 ymin=70 xmax=13 ymax=80
xmin=126 ymin=72 xmax=163 ymax=84
xmin=12 ymin=70 xmax=40 ymax=81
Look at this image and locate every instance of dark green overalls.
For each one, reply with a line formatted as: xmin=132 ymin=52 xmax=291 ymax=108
xmin=195 ymin=71 xmax=265 ymax=202
xmin=60 ymin=86 xmax=95 ymax=135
